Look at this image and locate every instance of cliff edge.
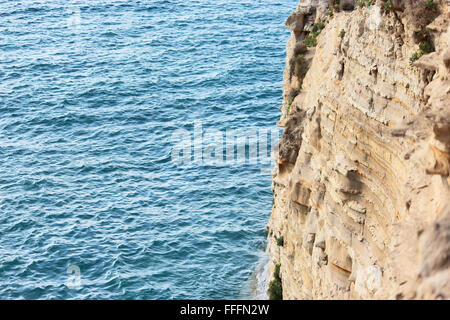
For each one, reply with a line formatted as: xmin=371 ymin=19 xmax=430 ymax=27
xmin=267 ymin=0 xmax=450 ymax=299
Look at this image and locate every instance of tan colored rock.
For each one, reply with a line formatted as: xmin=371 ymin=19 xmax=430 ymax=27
xmin=286 ymin=12 xmax=307 ymax=31
xmin=267 ymin=0 xmax=450 ymax=300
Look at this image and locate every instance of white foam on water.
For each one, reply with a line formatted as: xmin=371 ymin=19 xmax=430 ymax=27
xmin=253 ymin=238 xmax=270 ymax=300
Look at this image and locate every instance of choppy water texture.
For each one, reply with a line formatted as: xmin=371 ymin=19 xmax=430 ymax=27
xmin=0 ymin=0 xmax=293 ymax=299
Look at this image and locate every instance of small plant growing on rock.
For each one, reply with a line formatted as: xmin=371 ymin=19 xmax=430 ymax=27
xmin=303 ymin=35 xmax=317 ymax=47
xmin=285 ymin=97 xmax=294 ymax=117
xmin=339 ymin=29 xmax=345 ymax=38
xmin=384 ymin=0 xmax=393 ymax=12
xmin=357 ymin=0 xmax=374 ymax=8
xmin=268 ymin=263 xmax=282 ymax=300
xmin=286 ymin=104 xmax=291 ymax=116
xmin=424 ymin=0 xmax=437 ymax=11
xmin=268 ymin=278 xmax=282 ymax=300
xmin=285 ymin=86 xmax=298 ymax=117
xmin=303 ymin=22 xmax=325 ymax=47
xmin=409 ymin=52 xmax=420 ymax=66
xmin=328 ymin=0 xmax=341 ymax=12
xmin=273 ymin=263 xmax=281 ymax=280
xmin=410 ymin=39 xmax=434 ymax=67
xmin=419 ymin=40 xmax=434 ymax=55
xmin=312 ymin=22 xmax=325 ymax=36
xmin=276 ymin=235 xmax=284 ymax=247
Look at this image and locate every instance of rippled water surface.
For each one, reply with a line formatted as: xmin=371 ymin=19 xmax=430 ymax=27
xmin=0 ymin=0 xmax=293 ymax=299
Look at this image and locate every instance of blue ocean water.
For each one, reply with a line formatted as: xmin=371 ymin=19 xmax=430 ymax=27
xmin=0 ymin=0 xmax=293 ymax=299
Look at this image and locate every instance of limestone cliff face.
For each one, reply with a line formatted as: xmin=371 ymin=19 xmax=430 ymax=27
xmin=267 ymin=0 xmax=450 ymax=299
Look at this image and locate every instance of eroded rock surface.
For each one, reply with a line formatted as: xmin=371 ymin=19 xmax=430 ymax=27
xmin=267 ymin=0 xmax=450 ymax=299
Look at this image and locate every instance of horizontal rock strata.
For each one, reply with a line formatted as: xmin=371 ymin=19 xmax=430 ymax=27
xmin=267 ymin=0 xmax=450 ymax=299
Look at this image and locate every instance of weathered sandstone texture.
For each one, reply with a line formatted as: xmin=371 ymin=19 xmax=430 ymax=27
xmin=267 ymin=0 xmax=450 ymax=299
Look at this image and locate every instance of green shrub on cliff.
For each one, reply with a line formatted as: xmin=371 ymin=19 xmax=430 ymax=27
xmin=425 ymin=0 xmax=437 ymax=11
xmin=273 ymin=263 xmax=281 ymax=280
xmin=357 ymin=0 xmax=374 ymax=8
xmin=285 ymin=95 xmax=294 ymax=117
xmin=409 ymin=52 xmax=420 ymax=66
xmin=303 ymin=22 xmax=325 ymax=47
xmin=409 ymin=40 xmax=434 ymax=67
xmin=384 ymin=0 xmax=393 ymax=12
xmin=419 ymin=40 xmax=433 ymax=55
xmin=312 ymin=22 xmax=325 ymax=36
xmin=286 ymin=102 xmax=292 ymax=117
xmin=328 ymin=0 xmax=341 ymax=12
xmin=303 ymin=35 xmax=317 ymax=47
xmin=268 ymin=278 xmax=282 ymax=300
xmin=268 ymin=263 xmax=282 ymax=300
xmin=276 ymin=235 xmax=284 ymax=247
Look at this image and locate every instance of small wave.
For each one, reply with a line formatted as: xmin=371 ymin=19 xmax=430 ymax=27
xmin=253 ymin=238 xmax=269 ymax=300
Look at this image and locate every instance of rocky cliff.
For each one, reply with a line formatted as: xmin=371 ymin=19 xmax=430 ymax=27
xmin=267 ymin=0 xmax=450 ymax=299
